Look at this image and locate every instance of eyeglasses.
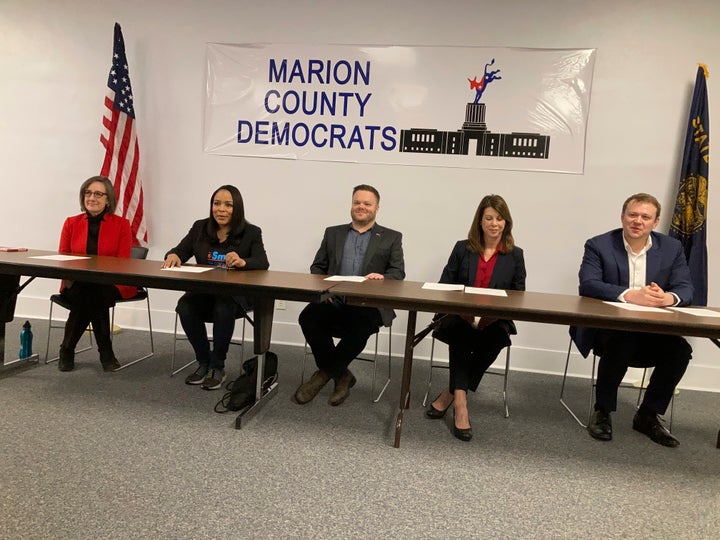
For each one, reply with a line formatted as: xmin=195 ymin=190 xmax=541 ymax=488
xmin=84 ymin=190 xmax=108 ymax=198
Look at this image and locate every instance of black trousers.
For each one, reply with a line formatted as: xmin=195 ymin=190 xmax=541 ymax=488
xmin=439 ymin=316 xmax=511 ymax=393
xmin=60 ymin=282 xmax=121 ymax=357
xmin=175 ymin=292 xmax=247 ymax=370
xmin=593 ymin=330 xmax=692 ymax=415
xmin=299 ymin=300 xmax=382 ymax=380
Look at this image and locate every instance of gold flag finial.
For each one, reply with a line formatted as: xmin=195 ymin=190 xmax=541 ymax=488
xmin=698 ymin=63 xmax=709 ymax=79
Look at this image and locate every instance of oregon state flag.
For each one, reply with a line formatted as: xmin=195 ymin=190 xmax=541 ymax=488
xmin=670 ymin=65 xmax=709 ymax=306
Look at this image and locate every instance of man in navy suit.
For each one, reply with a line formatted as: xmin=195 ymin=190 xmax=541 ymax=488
xmin=575 ymin=193 xmax=693 ymax=447
xmin=295 ymin=184 xmax=405 ymax=406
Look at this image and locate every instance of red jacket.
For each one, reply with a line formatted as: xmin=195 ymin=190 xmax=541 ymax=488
xmin=58 ymin=212 xmax=136 ymax=299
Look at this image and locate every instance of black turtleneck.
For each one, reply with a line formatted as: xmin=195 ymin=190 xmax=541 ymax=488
xmin=86 ymin=210 xmax=106 ymax=255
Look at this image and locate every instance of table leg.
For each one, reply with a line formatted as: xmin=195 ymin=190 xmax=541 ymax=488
xmin=235 ymin=296 xmax=278 ymax=429
xmin=0 ymin=321 xmax=5 ymax=365
xmin=709 ymin=339 xmax=720 ymax=448
xmin=394 ymin=310 xmax=417 ymax=448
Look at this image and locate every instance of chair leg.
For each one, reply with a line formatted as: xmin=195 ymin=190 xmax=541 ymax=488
xmin=239 ymin=316 xmax=246 ymax=362
xmin=300 ymin=341 xmax=310 ymax=383
xmin=421 ymin=337 xmax=437 ymax=407
xmin=371 ymin=326 xmax=391 ymax=403
xmin=45 ymin=300 xmax=93 ymax=364
xmin=560 ymin=338 xmax=596 ymax=428
xmin=501 ymin=346 xmax=511 ymax=418
xmin=636 ymin=368 xmax=648 ymax=408
xmin=170 ymin=312 xmax=195 ymax=377
xmin=483 ymin=345 xmax=512 ymax=418
xmin=225 ymin=316 xmax=248 ymax=364
xmin=115 ymin=295 xmax=155 ymax=371
xmin=44 ymin=300 xmax=55 ymax=363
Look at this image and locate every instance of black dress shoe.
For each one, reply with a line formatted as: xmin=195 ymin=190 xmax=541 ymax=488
xmin=633 ymin=412 xmax=679 ymax=447
xmin=453 ymin=410 xmax=472 ymax=442
xmin=587 ymin=410 xmax=612 ymax=441
xmin=425 ymin=394 xmax=454 ymax=419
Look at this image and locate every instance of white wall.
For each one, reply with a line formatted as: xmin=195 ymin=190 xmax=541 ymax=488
xmin=2 ymin=0 xmax=718 ymax=391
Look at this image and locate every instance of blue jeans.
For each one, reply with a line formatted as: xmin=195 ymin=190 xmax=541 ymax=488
xmin=175 ymin=292 xmax=246 ymax=370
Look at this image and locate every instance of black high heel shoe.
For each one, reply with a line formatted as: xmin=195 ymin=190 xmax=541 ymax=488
xmin=453 ymin=410 xmax=473 ymax=442
xmin=425 ymin=393 xmax=454 ymax=419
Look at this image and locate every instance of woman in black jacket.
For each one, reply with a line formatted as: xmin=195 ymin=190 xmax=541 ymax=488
xmin=425 ymin=194 xmax=526 ymax=441
xmin=163 ymin=185 xmax=269 ymax=390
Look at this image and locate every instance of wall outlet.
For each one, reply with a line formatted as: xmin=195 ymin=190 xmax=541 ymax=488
xmin=276 ymin=300 xmax=286 ymax=310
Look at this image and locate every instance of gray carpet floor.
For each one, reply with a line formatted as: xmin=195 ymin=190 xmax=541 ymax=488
xmin=1 ymin=318 xmax=719 ymax=539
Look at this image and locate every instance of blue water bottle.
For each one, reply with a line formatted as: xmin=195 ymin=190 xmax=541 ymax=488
xmin=19 ymin=320 xmax=33 ymax=359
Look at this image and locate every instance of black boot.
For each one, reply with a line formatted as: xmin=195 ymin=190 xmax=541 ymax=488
xmin=91 ymin=307 xmax=120 ymax=372
xmin=60 ymin=308 xmax=90 ymax=354
xmin=58 ymin=347 xmax=75 ymax=372
xmin=99 ymin=348 xmax=121 ymax=372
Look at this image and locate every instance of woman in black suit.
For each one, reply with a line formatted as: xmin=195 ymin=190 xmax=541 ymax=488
xmin=426 ymin=194 xmax=526 ymax=441
xmin=163 ymin=185 xmax=269 ymax=391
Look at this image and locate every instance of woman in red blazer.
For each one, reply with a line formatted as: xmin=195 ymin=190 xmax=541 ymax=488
xmin=56 ymin=176 xmax=133 ymax=372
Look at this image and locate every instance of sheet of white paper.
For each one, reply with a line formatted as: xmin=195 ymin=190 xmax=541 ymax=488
xmin=161 ymin=266 xmax=214 ymax=274
xmin=603 ymin=301 xmax=669 ymax=313
xmin=668 ymin=307 xmax=720 ymax=318
xmin=464 ymin=287 xmax=508 ymax=297
xmin=30 ymin=255 xmax=91 ymax=261
xmin=422 ymin=283 xmax=464 ymax=291
xmin=323 ymin=275 xmax=367 ymax=282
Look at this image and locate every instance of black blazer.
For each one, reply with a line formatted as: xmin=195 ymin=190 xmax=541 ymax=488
xmin=166 ymin=218 xmax=269 ymax=270
xmin=310 ymin=223 xmax=405 ymax=326
xmin=439 ymin=240 xmax=526 ymax=335
xmin=165 ymin=219 xmax=269 ymax=311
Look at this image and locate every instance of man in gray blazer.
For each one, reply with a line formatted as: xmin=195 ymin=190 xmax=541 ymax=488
xmin=295 ymin=184 xmax=405 ymax=406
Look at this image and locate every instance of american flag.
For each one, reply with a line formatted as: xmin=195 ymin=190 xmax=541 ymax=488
xmin=100 ymin=23 xmax=147 ymax=246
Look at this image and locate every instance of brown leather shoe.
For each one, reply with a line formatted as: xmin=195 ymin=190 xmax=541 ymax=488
xmin=328 ymin=369 xmax=356 ymax=406
xmin=295 ymin=369 xmax=331 ymax=404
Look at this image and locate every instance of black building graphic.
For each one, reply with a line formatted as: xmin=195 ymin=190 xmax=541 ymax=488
xmin=399 ymin=103 xmax=550 ymax=159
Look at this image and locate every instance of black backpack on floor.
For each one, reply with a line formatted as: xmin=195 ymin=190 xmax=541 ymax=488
xmin=214 ymin=352 xmax=278 ymax=413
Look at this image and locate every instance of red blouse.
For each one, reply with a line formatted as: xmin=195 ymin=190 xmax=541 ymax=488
xmin=473 ymin=249 xmax=499 ymax=288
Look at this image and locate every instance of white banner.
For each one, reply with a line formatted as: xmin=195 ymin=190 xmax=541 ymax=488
xmin=204 ymin=44 xmax=596 ymax=173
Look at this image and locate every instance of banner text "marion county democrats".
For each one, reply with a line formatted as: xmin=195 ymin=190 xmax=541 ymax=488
xmin=205 ymin=44 xmax=596 ymax=173
xmin=237 ymin=58 xmax=398 ymax=151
